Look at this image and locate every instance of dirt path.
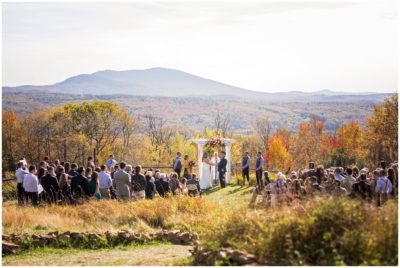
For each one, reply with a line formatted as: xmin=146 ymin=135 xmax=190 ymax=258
xmin=3 ymin=244 xmax=193 ymax=266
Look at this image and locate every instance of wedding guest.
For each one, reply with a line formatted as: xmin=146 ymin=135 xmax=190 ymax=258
xmin=375 ymin=169 xmax=392 ymax=206
xmin=106 ymin=154 xmax=117 ymax=170
xmin=113 ymin=162 xmax=131 ymax=199
xmin=255 ymin=152 xmax=264 ymax=187
xmin=169 ymin=172 xmax=181 ymax=194
xmin=87 ymin=156 xmax=95 ymax=170
xmin=23 ymin=165 xmax=39 ymax=206
xmin=88 ymin=171 xmax=101 ymax=200
xmin=71 ymin=166 xmax=91 ymax=197
xmin=183 ymin=155 xmax=190 ymax=179
xmin=173 ymin=152 xmax=183 ymax=178
xmin=64 ymin=162 xmax=71 ymax=174
xmin=68 ymin=163 xmax=79 ymax=177
xmin=154 ymin=171 xmax=167 ymax=197
xmin=352 ymin=173 xmax=372 ymax=200
xmin=38 ymin=166 xmax=46 ymax=182
xmin=99 ymin=165 xmax=112 ymax=199
xmin=333 ymin=180 xmax=347 ymax=197
xmin=85 ymin=167 xmax=92 ymax=178
xmin=187 ymin=174 xmax=201 ymax=197
xmin=41 ymin=166 xmax=59 ymax=204
xmin=15 ymin=161 xmax=28 ymax=205
xmin=342 ymin=168 xmax=356 ymax=192
xmin=161 ymin=173 xmax=170 ymax=195
xmin=145 ymin=174 xmax=157 ymax=199
xmin=111 ymin=164 xmax=119 ymax=180
xmin=131 ymin=165 xmax=146 ymax=200
xmin=241 ymin=152 xmax=251 ymax=186
xmin=387 ymin=167 xmax=396 ymax=196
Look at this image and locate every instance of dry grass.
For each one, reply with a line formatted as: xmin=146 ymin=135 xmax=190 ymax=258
xmin=2 ymin=194 xmax=229 ymax=235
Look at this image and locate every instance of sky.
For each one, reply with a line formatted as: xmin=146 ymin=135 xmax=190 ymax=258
xmin=2 ymin=1 xmax=398 ymax=92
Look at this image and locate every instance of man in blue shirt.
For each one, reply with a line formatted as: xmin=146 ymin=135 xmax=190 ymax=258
xmin=255 ymin=152 xmax=264 ymax=187
xmin=241 ymin=152 xmax=251 ymax=186
xmin=106 ymin=155 xmax=117 ymax=170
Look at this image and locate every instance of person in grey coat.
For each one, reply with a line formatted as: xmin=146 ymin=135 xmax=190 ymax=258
xmin=112 ymin=162 xmax=131 ymax=199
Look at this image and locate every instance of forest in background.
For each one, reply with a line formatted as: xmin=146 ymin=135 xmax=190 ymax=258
xmin=2 ymin=92 xmax=388 ymax=133
xmin=2 ymin=94 xmax=397 ymax=176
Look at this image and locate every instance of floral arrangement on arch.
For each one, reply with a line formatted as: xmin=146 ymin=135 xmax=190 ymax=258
xmin=205 ymin=137 xmax=226 ymax=147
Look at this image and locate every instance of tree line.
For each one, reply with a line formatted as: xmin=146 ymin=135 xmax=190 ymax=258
xmin=2 ymin=95 xmax=397 ymax=176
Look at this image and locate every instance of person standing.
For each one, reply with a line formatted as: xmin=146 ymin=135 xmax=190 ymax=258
xmin=106 ymin=155 xmax=117 ymax=170
xmin=131 ymin=165 xmax=147 ymax=200
xmin=255 ymin=152 xmax=264 ymax=187
xmin=113 ymin=162 xmax=131 ymax=199
xmin=173 ymin=152 xmax=182 ymax=178
xmin=15 ymin=161 xmax=29 ymax=205
xmin=218 ymin=151 xmax=228 ymax=188
xmin=71 ymin=167 xmax=91 ymax=197
xmin=99 ymin=165 xmax=112 ymax=199
xmin=23 ymin=165 xmax=39 ymax=206
xmin=241 ymin=152 xmax=251 ymax=186
xmin=375 ymin=169 xmax=392 ymax=206
xmin=41 ymin=167 xmax=59 ymax=204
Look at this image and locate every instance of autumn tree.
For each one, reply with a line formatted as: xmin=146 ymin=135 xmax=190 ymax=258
xmin=214 ymin=111 xmax=231 ymax=137
xmin=253 ymin=117 xmax=272 ymax=152
xmin=331 ymin=120 xmax=364 ymax=167
xmin=291 ymin=117 xmax=326 ymax=168
xmin=266 ymin=135 xmax=291 ymax=171
xmin=2 ymin=109 xmax=20 ymax=173
xmin=364 ymin=95 xmax=398 ymax=166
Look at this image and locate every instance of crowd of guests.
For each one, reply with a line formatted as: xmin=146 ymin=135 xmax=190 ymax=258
xmin=14 ymin=152 xmax=398 ymax=208
xmin=250 ymin=161 xmax=398 ymax=207
xmin=15 ymin=154 xmax=201 ymax=206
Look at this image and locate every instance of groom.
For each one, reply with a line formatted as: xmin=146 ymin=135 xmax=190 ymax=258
xmin=218 ymin=151 xmax=227 ymax=188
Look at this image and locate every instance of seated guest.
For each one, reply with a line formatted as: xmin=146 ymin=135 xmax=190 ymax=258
xmin=111 ymin=164 xmax=119 ymax=180
xmin=187 ymin=174 xmax=201 ymax=197
xmin=64 ymin=162 xmax=71 ymax=174
xmin=88 ymin=171 xmax=101 ymax=200
xmin=85 ymin=167 xmax=92 ymax=178
xmin=161 ymin=173 xmax=170 ymax=195
xmin=131 ymin=165 xmax=146 ymax=200
xmin=68 ymin=163 xmax=79 ymax=177
xmin=99 ymin=165 xmax=112 ymax=199
xmin=23 ymin=165 xmax=39 ymax=206
xmin=352 ymin=173 xmax=372 ymax=200
xmin=342 ymin=168 xmax=356 ymax=192
xmin=41 ymin=166 xmax=59 ymax=204
xmin=154 ymin=171 xmax=167 ymax=197
xmin=145 ymin=174 xmax=157 ymax=199
xmin=113 ymin=162 xmax=131 ymax=200
xmin=71 ymin=167 xmax=91 ymax=197
xmin=169 ymin=172 xmax=181 ymax=195
xmin=38 ymin=166 xmax=46 ymax=182
xmin=333 ymin=179 xmax=347 ymax=197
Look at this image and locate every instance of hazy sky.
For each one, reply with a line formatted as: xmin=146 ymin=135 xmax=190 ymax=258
xmin=2 ymin=1 xmax=398 ymax=92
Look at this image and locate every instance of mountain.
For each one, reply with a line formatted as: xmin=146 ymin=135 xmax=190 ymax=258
xmin=2 ymin=67 xmax=393 ymax=102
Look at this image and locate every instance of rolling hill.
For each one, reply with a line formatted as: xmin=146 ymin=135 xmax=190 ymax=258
xmin=2 ymin=67 xmax=392 ymax=103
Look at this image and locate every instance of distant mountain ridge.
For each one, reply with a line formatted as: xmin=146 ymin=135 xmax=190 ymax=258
xmin=2 ymin=67 xmax=393 ymax=103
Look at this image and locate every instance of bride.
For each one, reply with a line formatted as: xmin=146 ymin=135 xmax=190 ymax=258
xmin=200 ymin=152 xmax=215 ymax=190
xmin=210 ymin=152 xmax=220 ymax=186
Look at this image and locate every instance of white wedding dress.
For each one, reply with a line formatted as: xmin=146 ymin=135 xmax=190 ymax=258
xmin=200 ymin=161 xmax=213 ymax=190
xmin=210 ymin=156 xmax=220 ymax=186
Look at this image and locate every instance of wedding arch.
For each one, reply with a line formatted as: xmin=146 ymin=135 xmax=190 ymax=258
xmin=192 ymin=138 xmax=235 ymax=183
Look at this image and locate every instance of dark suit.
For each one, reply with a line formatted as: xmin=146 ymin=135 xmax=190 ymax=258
xmin=71 ymin=174 xmax=91 ymax=197
xmin=41 ymin=174 xmax=59 ymax=204
xmin=218 ymin=157 xmax=228 ymax=188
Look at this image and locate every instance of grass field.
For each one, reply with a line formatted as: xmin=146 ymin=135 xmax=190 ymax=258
xmin=2 ymin=183 xmax=398 ymax=265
